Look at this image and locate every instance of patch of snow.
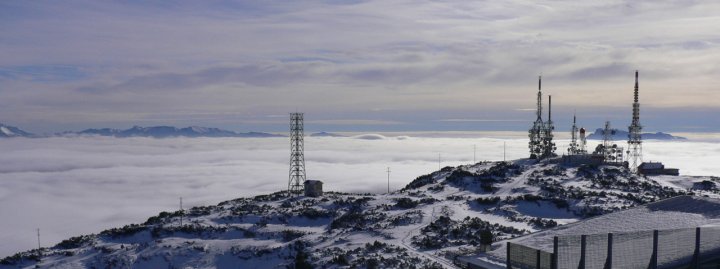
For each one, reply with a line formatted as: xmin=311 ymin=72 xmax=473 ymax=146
xmin=0 ymin=126 xmax=15 ymax=136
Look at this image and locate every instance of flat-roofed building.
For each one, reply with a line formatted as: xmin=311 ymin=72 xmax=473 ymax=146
xmin=304 ymin=180 xmax=323 ymax=197
xmin=639 ymin=162 xmax=680 ymax=176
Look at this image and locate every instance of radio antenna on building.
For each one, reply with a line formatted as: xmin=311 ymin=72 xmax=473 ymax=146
xmin=179 ymin=197 xmax=183 ymax=226
xmin=289 ymin=112 xmax=306 ymax=196
xmin=36 ymin=228 xmax=41 ymax=250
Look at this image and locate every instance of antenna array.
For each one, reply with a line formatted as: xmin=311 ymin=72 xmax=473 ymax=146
xmin=528 ymin=76 xmax=556 ymax=159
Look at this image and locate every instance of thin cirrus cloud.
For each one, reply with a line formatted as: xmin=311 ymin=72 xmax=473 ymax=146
xmin=1 ymin=1 xmax=720 ymax=133
xmin=306 ymin=119 xmax=404 ymax=125
xmin=436 ymin=119 xmax=528 ymax=122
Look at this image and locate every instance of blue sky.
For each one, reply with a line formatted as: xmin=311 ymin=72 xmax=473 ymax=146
xmin=1 ymin=1 xmax=719 ymax=133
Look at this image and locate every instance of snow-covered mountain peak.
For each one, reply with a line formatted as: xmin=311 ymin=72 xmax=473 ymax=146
xmin=0 ymin=123 xmax=33 ymax=138
xmin=188 ymin=126 xmax=210 ymax=133
xmin=0 ymin=126 xmax=14 ymax=136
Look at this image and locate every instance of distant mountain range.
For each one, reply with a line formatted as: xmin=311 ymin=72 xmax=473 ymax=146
xmin=0 ymin=123 xmax=689 ymax=140
xmin=60 ymin=126 xmax=285 ymax=138
xmin=586 ymin=128 xmax=687 ymax=140
xmin=0 ymin=123 xmax=284 ymax=138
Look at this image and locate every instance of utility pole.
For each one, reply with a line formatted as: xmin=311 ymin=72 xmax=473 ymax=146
xmin=179 ymin=197 xmax=183 ymax=227
xmin=504 ymin=141 xmax=506 ymax=162
xmin=438 ymin=153 xmax=441 ymax=170
xmin=386 ymin=167 xmax=391 ymax=194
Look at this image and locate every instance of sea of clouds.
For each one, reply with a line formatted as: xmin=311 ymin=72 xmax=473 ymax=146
xmin=0 ymin=134 xmax=719 ymax=257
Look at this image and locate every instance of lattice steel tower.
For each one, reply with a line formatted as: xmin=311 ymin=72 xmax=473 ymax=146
xmin=528 ymin=76 xmax=545 ymax=159
xmin=288 ymin=113 xmax=306 ymax=195
xmin=627 ymin=70 xmax=643 ymax=173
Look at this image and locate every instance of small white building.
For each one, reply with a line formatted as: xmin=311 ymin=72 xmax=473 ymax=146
xmin=304 ymin=180 xmax=323 ymax=197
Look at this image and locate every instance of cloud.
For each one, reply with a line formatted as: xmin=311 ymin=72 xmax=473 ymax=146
xmin=1 ymin=1 xmax=719 ymax=132
xmin=352 ymin=134 xmax=387 ymax=140
xmin=564 ymin=62 xmax=634 ymax=80
xmin=0 ymin=65 xmax=87 ymax=82
xmin=436 ymin=119 xmax=528 ymax=123
xmin=307 ymin=119 xmax=403 ymax=125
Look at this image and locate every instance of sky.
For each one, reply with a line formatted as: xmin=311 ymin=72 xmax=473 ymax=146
xmin=1 ymin=1 xmax=719 ymax=133
xmin=1 ymin=135 xmax=719 ymax=257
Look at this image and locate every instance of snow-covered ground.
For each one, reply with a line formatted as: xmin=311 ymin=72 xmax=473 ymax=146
xmin=491 ymin=196 xmax=720 ymax=255
xmin=0 ymin=134 xmax=719 ymax=258
xmin=2 ymin=156 xmax=718 ymax=268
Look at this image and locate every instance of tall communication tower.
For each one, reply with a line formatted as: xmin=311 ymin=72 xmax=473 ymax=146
xmin=528 ymin=76 xmax=556 ymax=159
xmin=288 ymin=113 xmax=306 ymax=196
xmin=627 ymin=70 xmax=643 ymax=173
xmin=528 ymin=76 xmax=545 ymax=159
xmin=543 ymin=95 xmax=556 ymax=157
